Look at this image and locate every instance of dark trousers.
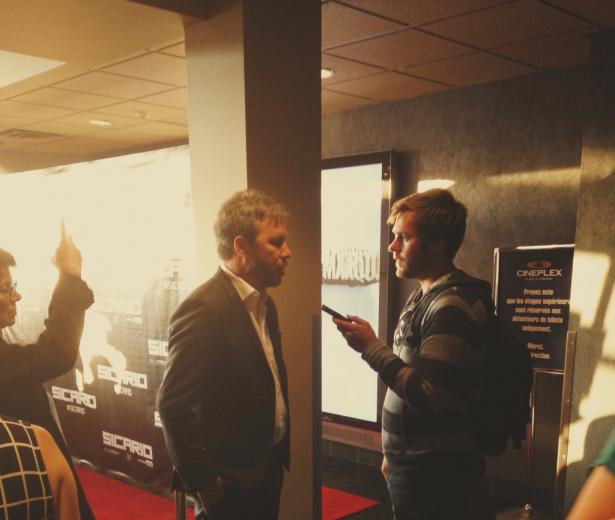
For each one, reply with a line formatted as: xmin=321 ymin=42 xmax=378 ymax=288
xmin=386 ymin=451 xmax=485 ymax=520
xmin=198 ymin=447 xmax=285 ymax=520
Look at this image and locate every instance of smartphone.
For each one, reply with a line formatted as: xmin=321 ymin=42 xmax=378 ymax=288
xmin=321 ymin=304 xmax=350 ymax=322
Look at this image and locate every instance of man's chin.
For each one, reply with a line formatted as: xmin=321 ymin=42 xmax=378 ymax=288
xmin=266 ymin=274 xmax=284 ymax=288
xmin=0 ymin=318 xmax=16 ymax=328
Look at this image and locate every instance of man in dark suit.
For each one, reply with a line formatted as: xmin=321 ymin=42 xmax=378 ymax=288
xmin=157 ymin=190 xmax=292 ymax=520
xmin=0 ymin=225 xmax=95 ymax=519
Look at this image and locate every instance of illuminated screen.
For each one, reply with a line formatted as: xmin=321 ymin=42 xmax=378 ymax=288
xmin=321 ymin=154 xmax=391 ymax=425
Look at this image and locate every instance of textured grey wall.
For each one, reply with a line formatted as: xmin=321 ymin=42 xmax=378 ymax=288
xmin=323 ymin=65 xmax=586 ymax=499
xmin=323 ymin=66 xmax=585 ymax=284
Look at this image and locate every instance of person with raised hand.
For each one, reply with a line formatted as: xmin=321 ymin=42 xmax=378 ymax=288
xmin=0 ymin=220 xmax=95 ymax=520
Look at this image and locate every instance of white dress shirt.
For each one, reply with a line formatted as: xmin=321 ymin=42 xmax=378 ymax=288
xmin=220 ymin=264 xmax=288 ymax=445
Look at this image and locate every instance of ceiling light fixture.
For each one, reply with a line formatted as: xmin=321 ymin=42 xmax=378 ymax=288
xmin=321 ymin=68 xmax=334 ymax=79
xmin=89 ymin=118 xmax=113 ymax=127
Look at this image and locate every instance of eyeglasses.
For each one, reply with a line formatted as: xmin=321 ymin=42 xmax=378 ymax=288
xmin=0 ymin=281 xmax=18 ymax=299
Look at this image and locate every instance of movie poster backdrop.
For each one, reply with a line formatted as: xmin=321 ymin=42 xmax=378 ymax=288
xmin=495 ymin=245 xmax=574 ymax=372
xmin=1 ymin=146 xmax=195 ymax=493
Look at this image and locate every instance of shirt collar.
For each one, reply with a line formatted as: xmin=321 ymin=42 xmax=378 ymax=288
xmin=425 ymin=270 xmax=456 ymax=294
xmin=220 ymin=264 xmax=268 ymax=305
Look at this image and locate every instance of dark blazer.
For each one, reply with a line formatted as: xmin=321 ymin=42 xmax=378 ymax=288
xmin=157 ymin=268 xmax=290 ymax=493
xmin=0 ymin=273 xmax=95 ymax=520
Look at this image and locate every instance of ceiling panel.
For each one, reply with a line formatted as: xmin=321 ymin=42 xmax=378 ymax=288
xmin=328 ymin=71 xmax=447 ymax=101
xmin=0 ymin=1 xmax=186 ymax=66
xmin=0 ymin=137 xmax=79 ymax=154
xmin=321 ymin=54 xmax=384 ymax=85
xmin=43 ymin=133 xmax=155 ymax=155
xmin=102 ymin=53 xmax=187 ymax=86
xmin=405 ymin=51 xmax=536 ymax=86
xmin=127 ymin=121 xmax=187 ymax=138
xmin=53 ymin=71 xmax=174 ymax=99
xmin=97 ymin=128 xmax=175 ymax=143
xmin=496 ymin=30 xmax=591 ymax=68
xmin=16 ymin=120 xmax=101 ymax=138
xmin=158 ymin=42 xmax=186 ymax=57
xmin=54 ymin=111 xmax=147 ymax=130
xmin=322 ymin=89 xmax=376 ymax=113
xmin=138 ymin=87 xmax=188 ymax=109
xmin=330 ymin=28 xmax=474 ymax=70
xmin=0 ymin=0 xmax=611 ymax=167
xmin=10 ymin=88 xmax=119 ymax=111
xmin=424 ymin=0 xmax=591 ymax=49
xmin=94 ymin=100 xmax=187 ymax=124
xmin=340 ymin=0 xmax=508 ymax=27
xmin=322 ymin=1 xmax=404 ymax=49
xmin=0 ymin=100 xmax=75 ymax=120
xmin=0 ymin=114 xmax=38 ymax=130
xmin=155 ymin=110 xmax=188 ymax=126
xmin=543 ymin=0 xmax=615 ymax=28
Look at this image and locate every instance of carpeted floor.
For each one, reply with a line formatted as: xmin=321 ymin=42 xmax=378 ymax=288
xmin=322 ymin=455 xmax=392 ymax=520
xmin=321 ymin=454 xmax=533 ymax=520
xmin=77 ymin=458 xmax=527 ymax=519
xmin=77 ymin=465 xmax=380 ymax=519
xmin=322 ymin=486 xmax=379 ymax=519
xmin=77 ymin=467 xmax=191 ymax=520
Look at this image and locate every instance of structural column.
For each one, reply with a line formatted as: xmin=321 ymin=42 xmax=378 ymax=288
xmin=185 ymin=1 xmax=321 ymax=518
xmin=564 ymin=30 xmax=615 ymax=513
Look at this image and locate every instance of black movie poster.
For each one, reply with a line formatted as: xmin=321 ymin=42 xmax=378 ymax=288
xmin=495 ymin=245 xmax=574 ymax=372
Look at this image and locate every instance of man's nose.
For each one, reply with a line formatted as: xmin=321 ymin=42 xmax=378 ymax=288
xmin=388 ymin=238 xmax=399 ymax=253
xmin=282 ymin=243 xmax=291 ymax=258
xmin=12 ymin=291 xmax=22 ymax=302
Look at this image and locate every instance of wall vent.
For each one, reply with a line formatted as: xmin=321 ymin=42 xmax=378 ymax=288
xmin=322 ymin=421 xmax=381 ymax=452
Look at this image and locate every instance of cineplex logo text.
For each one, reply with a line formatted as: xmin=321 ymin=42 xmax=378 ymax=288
xmin=517 ymin=260 xmax=563 ymax=279
xmin=102 ymin=431 xmax=154 ymax=467
xmin=97 ymin=365 xmax=148 ymax=396
xmin=51 ymin=386 xmax=97 ymax=415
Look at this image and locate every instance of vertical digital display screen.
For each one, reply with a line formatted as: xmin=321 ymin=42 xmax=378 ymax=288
xmin=321 ymin=155 xmax=391 ymax=425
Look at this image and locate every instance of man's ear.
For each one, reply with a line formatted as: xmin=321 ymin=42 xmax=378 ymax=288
xmin=423 ymin=236 xmax=445 ymax=255
xmin=432 ymin=239 xmax=447 ymax=255
xmin=233 ymin=235 xmax=250 ymax=260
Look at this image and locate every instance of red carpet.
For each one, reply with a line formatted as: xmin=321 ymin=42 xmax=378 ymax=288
xmin=76 ymin=467 xmax=194 ymax=520
xmin=77 ymin=467 xmax=378 ymax=519
xmin=322 ymin=486 xmax=379 ymax=519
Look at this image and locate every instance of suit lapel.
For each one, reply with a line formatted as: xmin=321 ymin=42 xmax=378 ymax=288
xmin=215 ymin=269 xmax=270 ymax=368
xmin=266 ymin=299 xmax=289 ymax=402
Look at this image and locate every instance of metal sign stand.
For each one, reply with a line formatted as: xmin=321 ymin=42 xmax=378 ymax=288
xmin=520 ymin=370 xmax=562 ymax=520
xmin=175 ymin=490 xmax=186 ymax=520
xmin=498 ymin=374 xmax=541 ymax=520
xmin=554 ymin=331 xmax=577 ymax=519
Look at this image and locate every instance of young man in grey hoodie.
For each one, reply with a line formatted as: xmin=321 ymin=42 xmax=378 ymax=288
xmin=333 ymin=189 xmax=493 ymax=520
